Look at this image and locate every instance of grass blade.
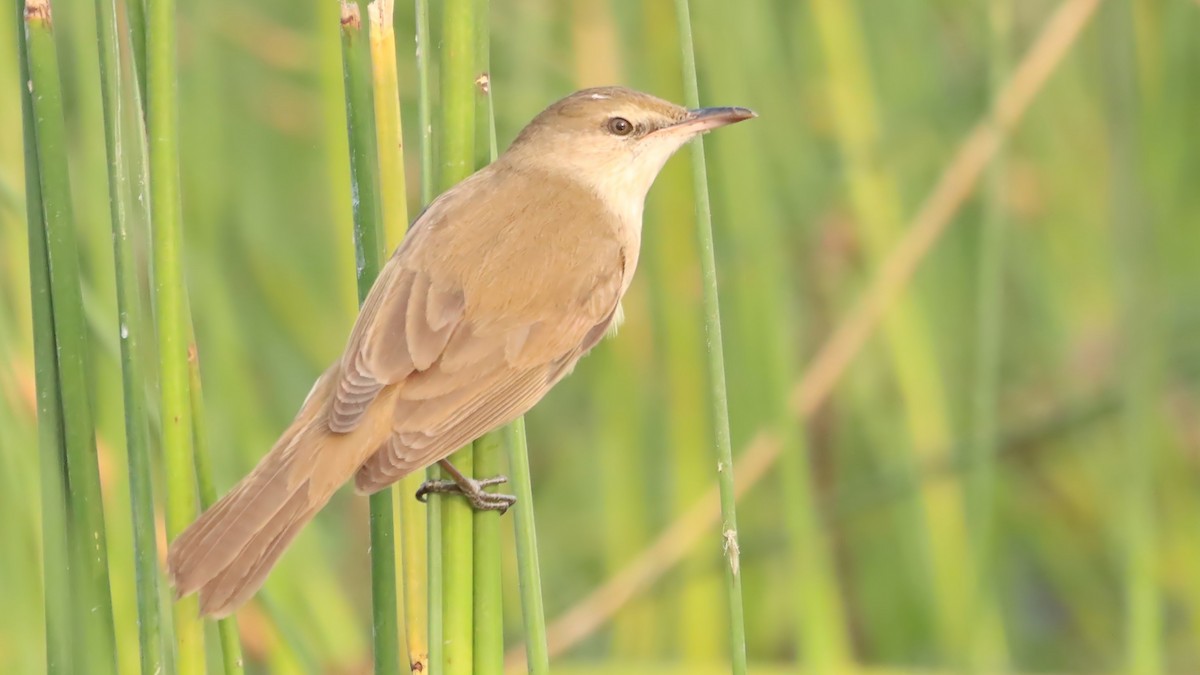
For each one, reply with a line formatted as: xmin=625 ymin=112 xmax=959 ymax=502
xmin=367 ymin=1 xmax=426 ymax=671
xmin=188 ymin=343 xmax=246 ymax=674
xmin=472 ymin=10 xmax=505 ymax=672
xmin=437 ymin=0 xmax=477 ymax=672
xmin=17 ymin=3 xmax=72 ymax=671
xmin=672 ymin=0 xmax=747 ymax=670
xmin=24 ymin=2 xmax=120 ymax=670
xmin=339 ymin=2 xmax=401 ymax=672
xmin=413 ymin=0 xmax=445 ymax=670
xmin=1102 ymin=1 xmax=1163 ymax=671
xmin=505 ymin=416 xmax=550 ymax=674
xmin=147 ymin=0 xmax=205 ymax=662
xmin=965 ymin=0 xmax=1013 ymax=669
xmin=91 ymin=0 xmax=167 ymax=668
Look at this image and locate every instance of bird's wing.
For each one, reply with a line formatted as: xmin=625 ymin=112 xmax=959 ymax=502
xmin=353 ymin=309 xmax=619 ymax=493
xmin=321 ymin=165 xmax=628 ymax=488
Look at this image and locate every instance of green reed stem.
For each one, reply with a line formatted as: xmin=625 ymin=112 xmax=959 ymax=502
xmin=672 ymin=2 xmax=747 ymax=671
xmin=187 ymin=341 xmax=246 ymax=675
xmin=367 ymin=0 xmax=426 ymax=670
xmin=505 ymin=416 xmax=549 ymax=674
xmin=339 ymin=2 xmax=401 ymax=672
xmin=1103 ymin=2 xmax=1162 ymax=672
xmin=92 ymin=0 xmax=166 ymax=668
xmin=25 ymin=2 xmax=120 ymax=671
xmin=147 ymin=0 xmax=205 ymax=663
xmin=124 ymin=0 xmax=146 ymax=105
xmin=415 ymin=0 xmax=434 ymax=206
xmin=438 ymin=0 xmax=477 ymax=672
xmin=370 ymin=0 xmax=411 ymax=251
xmin=414 ymin=0 xmax=445 ymax=670
xmin=17 ymin=4 xmax=71 ymax=671
xmin=472 ymin=8 xmax=504 ymax=671
xmin=965 ymin=0 xmax=1013 ymax=670
xmin=472 ymin=431 xmax=504 ymax=675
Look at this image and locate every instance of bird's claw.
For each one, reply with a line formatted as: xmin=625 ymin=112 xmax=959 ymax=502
xmin=415 ymin=474 xmax=516 ymax=513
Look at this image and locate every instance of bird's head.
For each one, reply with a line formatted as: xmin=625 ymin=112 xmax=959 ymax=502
xmin=503 ymin=87 xmax=755 ymax=218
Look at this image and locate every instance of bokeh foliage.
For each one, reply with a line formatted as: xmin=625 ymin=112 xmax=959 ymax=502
xmin=3 ymin=0 xmax=1200 ymax=672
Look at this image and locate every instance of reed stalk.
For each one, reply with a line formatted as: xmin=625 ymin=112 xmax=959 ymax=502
xmin=367 ymin=0 xmax=426 ymax=670
xmin=146 ymin=0 xmax=205 ymax=663
xmin=17 ymin=4 xmax=72 ymax=671
xmin=1102 ymin=2 xmax=1162 ymax=671
xmin=505 ymin=416 xmax=550 ymax=674
xmin=92 ymin=0 xmax=166 ymax=668
xmin=415 ymin=0 xmax=435 ymax=207
xmin=339 ymin=2 xmax=401 ymax=672
xmin=413 ymin=0 xmax=446 ymax=670
xmin=964 ymin=0 xmax=1013 ymax=670
xmin=473 ymin=429 xmax=504 ymax=675
xmin=689 ymin=0 xmax=852 ymax=663
xmin=672 ymin=0 xmax=747 ymax=671
xmin=369 ymin=0 xmax=411 ymax=251
xmin=636 ymin=1 xmax=720 ymax=658
xmin=471 ymin=10 xmax=505 ymax=671
xmin=187 ymin=342 xmax=246 ymax=674
xmin=437 ymin=0 xmax=478 ymax=672
xmin=24 ymin=2 xmax=120 ymax=671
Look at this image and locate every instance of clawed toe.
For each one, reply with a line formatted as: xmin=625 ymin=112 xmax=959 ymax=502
xmin=414 ymin=469 xmax=516 ymax=513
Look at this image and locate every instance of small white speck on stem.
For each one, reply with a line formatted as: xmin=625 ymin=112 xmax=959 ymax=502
xmin=722 ymin=529 xmax=741 ymax=576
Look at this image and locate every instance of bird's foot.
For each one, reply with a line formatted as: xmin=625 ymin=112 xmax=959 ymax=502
xmin=415 ymin=460 xmax=516 ymax=513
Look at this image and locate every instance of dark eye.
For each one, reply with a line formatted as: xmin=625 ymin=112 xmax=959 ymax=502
xmin=607 ymin=117 xmax=633 ymax=136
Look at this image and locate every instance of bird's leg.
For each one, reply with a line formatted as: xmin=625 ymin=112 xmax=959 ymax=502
xmin=415 ymin=459 xmax=517 ymax=513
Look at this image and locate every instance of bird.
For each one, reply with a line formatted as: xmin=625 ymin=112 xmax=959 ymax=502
xmin=167 ymin=86 xmax=755 ymax=617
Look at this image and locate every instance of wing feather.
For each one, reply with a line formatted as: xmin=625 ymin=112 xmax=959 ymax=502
xmin=323 ymin=164 xmax=631 ymax=490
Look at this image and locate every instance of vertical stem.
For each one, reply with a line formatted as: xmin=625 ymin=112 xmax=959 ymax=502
xmin=414 ymin=1 xmax=443 ymax=670
xmin=439 ymin=0 xmax=476 ymax=672
xmin=472 ymin=430 xmax=504 ymax=675
xmin=368 ymin=1 xmax=426 ymax=670
xmin=124 ymin=0 xmax=146 ymax=104
xmin=92 ymin=0 xmax=166 ymax=668
xmin=369 ymin=0 xmax=411 ymax=251
xmin=147 ymin=0 xmax=205 ymax=663
xmin=339 ymin=2 xmax=401 ymax=673
xmin=672 ymin=0 xmax=747 ymax=671
xmin=188 ymin=342 xmax=246 ymax=675
xmin=17 ymin=4 xmax=72 ymax=671
xmin=24 ymin=2 xmax=120 ymax=671
xmin=965 ymin=0 xmax=1012 ymax=670
xmin=505 ymin=417 xmax=549 ymax=674
xmin=471 ymin=6 xmax=504 ymax=671
xmin=415 ymin=0 xmax=435 ymax=206
xmin=1103 ymin=1 xmax=1162 ymax=672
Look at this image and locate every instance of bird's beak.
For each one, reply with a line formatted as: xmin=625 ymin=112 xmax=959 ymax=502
xmin=663 ymin=106 xmax=757 ymax=136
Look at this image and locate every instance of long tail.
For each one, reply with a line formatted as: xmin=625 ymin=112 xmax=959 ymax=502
xmin=168 ymin=371 xmax=394 ymax=617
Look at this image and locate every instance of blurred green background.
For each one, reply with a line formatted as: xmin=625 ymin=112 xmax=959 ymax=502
xmin=3 ymin=0 xmax=1200 ymax=672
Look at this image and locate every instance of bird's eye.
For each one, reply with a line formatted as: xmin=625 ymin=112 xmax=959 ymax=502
xmin=607 ymin=117 xmax=634 ymax=136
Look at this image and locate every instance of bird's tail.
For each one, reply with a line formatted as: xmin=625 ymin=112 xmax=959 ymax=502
xmin=167 ymin=372 xmax=394 ymax=617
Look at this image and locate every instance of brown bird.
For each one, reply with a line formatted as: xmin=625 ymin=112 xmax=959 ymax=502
xmin=167 ymin=86 xmax=755 ymax=616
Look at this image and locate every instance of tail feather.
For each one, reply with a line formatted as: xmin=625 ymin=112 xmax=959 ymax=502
xmin=168 ymin=378 xmax=397 ymax=617
xmin=167 ymin=421 xmax=319 ymax=597
xmin=168 ymin=422 xmax=340 ymax=616
xmin=198 ymin=491 xmax=318 ymax=617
